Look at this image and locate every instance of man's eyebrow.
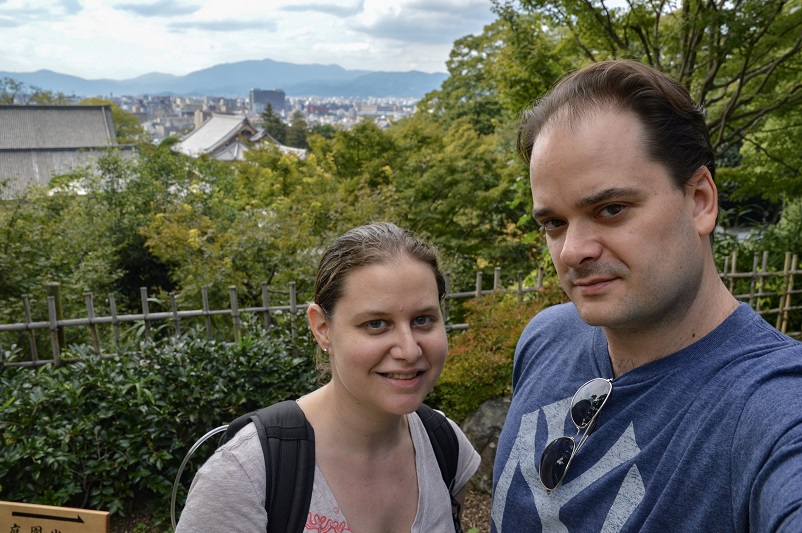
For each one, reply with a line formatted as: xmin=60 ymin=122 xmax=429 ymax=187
xmin=532 ymin=186 xmax=641 ymax=221
xmin=576 ymin=187 xmax=641 ymax=208
xmin=532 ymin=206 xmax=553 ymax=221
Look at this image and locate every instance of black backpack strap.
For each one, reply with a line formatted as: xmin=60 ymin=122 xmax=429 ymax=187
xmin=221 ymin=400 xmax=315 ymax=533
xmin=416 ymin=403 xmax=463 ymax=533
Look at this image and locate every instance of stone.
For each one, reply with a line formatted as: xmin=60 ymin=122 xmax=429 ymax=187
xmin=460 ymin=396 xmax=511 ymax=494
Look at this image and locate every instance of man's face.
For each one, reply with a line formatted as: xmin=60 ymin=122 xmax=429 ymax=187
xmin=529 ymin=108 xmax=708 ymax=333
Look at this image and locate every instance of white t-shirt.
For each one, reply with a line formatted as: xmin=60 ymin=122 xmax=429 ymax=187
xmin=176 ymin=410 xmax=481 ymax=532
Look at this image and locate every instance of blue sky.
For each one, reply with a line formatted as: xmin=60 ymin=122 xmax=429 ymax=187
xmin=0 ymin=0 xmax=498 ymax=79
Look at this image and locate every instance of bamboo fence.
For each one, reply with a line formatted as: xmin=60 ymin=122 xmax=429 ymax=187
xmin=1 ymin=251 xmax=799 ymax=370
xmin=0 ymin=267 xmax=544 ymax=368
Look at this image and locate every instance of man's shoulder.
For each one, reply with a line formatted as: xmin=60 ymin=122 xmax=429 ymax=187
xmin=526 ymin=302 xmax=585 ymax=331
xmin=517 ymin=302 xmax=595 ymax=358
xmin=725 ymin=303 xmax=802 ymax=359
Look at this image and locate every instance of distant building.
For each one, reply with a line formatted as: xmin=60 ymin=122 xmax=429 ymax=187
xmin=249 ymin=88 xmax=286 ymax=114
xmin=0 ymin=105 xmax=137 ymax=199
xmin=173 ymin=113 xmax=305 ymax=161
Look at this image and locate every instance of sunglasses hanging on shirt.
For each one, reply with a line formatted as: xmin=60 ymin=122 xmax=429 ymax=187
xmin=539 ymin=377 xmax=613 ymax=493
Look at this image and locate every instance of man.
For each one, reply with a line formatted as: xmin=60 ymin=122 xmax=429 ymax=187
xmin=491 ymin=60 xmax=802 ymax=532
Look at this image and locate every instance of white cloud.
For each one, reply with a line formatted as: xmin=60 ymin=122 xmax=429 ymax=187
xmin=113 ymin=1 xmax=201 ymax=17
xmin=0 ymin=0 xmax=497 ymax=79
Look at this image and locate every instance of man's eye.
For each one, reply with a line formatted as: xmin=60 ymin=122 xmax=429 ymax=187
xmin=599 ymin=204 xmax=625 ymax=217
xmin=540 ymin=219 xmax=565 ymax=231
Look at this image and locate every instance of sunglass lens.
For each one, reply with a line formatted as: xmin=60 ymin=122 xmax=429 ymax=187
xmin=571 ymin=378 xmax=611 ymax=429
xmin=539 ymin=436 xmax=575 ymax=490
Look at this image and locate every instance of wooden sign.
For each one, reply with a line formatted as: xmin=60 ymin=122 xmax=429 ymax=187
xmin=0 ymin=501 xmax=108 ymax=533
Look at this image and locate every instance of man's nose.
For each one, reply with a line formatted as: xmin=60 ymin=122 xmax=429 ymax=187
xmin=558 ymin=222 xmax=603 ymax=269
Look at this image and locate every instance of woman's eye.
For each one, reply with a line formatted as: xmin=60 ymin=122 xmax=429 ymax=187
xmin=366 ymin=320 xmax=386 ymax=330
xmin=413 ymin=315 xmax=434 ymax=327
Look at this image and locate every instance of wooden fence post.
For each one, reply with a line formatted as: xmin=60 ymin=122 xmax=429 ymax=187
xmin=85 ymin=292 xmax=100 ymax=354
xmin=46 ymin=282 xmax=65 ymax=351
xmin=109 ymin=294 xmax=121 ymax=352
xmin=170 ymin=293 xmax=180 ymax=336
xmin=780 ymin=253 xmax=797 ymax=334
xmin=261 ymin=282 xmax=271 ymax=330
xmin=202 ymin=286 xmax=212 ymax=340
xmin=47 ymin=295 xmax=61 ymax=367
xmin=776 ymin=252 xmax=792 ymax=330
xmin=475 ymin=272 xmax=483 ymax=298
xmin=289 ymin=281 xmax=297 ymax=344
xmin=140 ymin=287 xmax=151 ymax=342
xmin=747 ymin=253 xmax=759 ymax=310
xmin=229 ymin=286 xmax=240 ymax=343
xmin=729 ymin=251 xmax=738 ymax=293
xmin=22 ymin=295 xmax=38 ymax=363
xmin=443 ymin=273 xmax=451 ymax=325
xmin=757 ymin=251 xmax=769 ymax=313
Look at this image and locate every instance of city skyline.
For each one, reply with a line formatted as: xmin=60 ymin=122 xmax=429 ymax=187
xmin=0 ymin=0 xmax=497 ymax=80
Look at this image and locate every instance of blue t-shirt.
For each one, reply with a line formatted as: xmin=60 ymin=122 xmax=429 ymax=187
xmin=492 ymin=303 xmax=802 ymax=532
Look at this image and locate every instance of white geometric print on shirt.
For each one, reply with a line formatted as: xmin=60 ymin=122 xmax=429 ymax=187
xmin=492 ymin=396 xmax=644 ymax=532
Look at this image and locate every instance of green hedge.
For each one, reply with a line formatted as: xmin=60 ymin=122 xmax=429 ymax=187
xmin=0 ymin=323 xmax=317 ymax=520
xmin=429 ymin=286 xmax=567 ymax=423
xmin=1 ymin=290 xmax=568 ymax=523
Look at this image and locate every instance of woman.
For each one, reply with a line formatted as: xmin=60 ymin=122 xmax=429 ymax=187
xmin=176 ymin=222 xmax=480 ymax=532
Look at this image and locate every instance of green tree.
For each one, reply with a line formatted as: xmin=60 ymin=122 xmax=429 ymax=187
xmin=1 ymin=77 xmax=70 ymax=105
xmin=419 ymin=7 xmax=580 ymax=137
xmin=390 ymin=112 xmax=538 ymax=287
xmin=0 ymin=77 xmax=24 ymax=104
xmin=496 ymin=0 xmax=802 ymax=198
xmin=260 ymin=103 xmax=287 ymax=144
xmin=285 ymin=110 xmax=309 ymax=149
xmin=314 ymin=119 xmax=400 ymax=188
xmin=28 ymin=89 xmax=71 ymax=105
xmin=310 ymin=123 xmax=337 ymax=139
xmin=138 ymin=138 xmax=404 ymax=307
xmin=0 ymin=170 xmax=124 ymax=336
xmin=718 ymin=104 xmax=802 ymax=204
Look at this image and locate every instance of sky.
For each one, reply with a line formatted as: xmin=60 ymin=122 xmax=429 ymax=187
xmin=0 ymin=0 xmax=498 ymax=80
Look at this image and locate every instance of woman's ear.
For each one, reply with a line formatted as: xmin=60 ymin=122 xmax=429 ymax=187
xmin=688 ymin=166 xmax=718 ymax=237
xmin=307 ymin=303 xmax=331 ymax=350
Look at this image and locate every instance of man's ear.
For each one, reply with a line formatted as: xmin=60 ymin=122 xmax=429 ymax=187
xmin=688 ymin=166 xmax=718 ymax=237
xmin=306 ymin=303 xmax=331 ymax=350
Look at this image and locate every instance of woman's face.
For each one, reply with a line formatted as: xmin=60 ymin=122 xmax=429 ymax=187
xmin=308 ymin=256 xmax=447 ymax=417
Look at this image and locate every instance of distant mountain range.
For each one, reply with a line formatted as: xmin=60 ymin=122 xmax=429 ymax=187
xmin=0 ymin=58 xmax=448 ymax=99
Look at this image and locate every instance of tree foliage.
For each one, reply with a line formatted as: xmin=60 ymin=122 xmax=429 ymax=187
xmin=488 ymin=0 xmax=802 ymax=201
xmin=260 ymin=103 xmax=287 ymax=144
xmin=285 ymin=110 xmax=309 ymax=149
xmin=0 ymin=77 xmax=70 ymax=105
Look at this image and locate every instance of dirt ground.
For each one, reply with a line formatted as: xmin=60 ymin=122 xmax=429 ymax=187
xmin=461 ymin=486 xmax=493 ymax=532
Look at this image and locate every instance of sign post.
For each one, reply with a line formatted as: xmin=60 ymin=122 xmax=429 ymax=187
xmin=0 ymin=501 xmax=109 ymax=533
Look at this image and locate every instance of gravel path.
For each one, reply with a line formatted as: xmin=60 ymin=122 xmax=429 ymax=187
xmin=461 ymin=487 xmax=492 ymax=532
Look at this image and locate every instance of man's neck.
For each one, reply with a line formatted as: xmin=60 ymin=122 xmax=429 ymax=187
xmin=604 ymin=281 xmax=740 ymax=377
